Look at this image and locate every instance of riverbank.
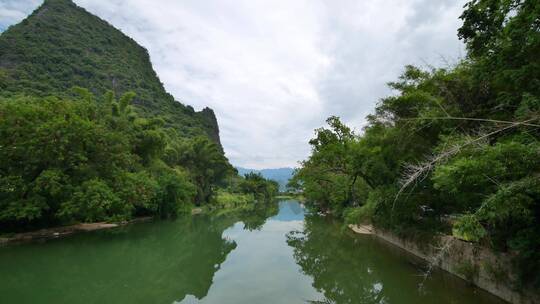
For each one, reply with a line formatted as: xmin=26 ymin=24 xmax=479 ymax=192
xmin=0 ymin=199 xmax=276 ymax=246
xmin=0 ymin=217 xmax=153 ymax=246
xmin=0 ymin=205 xmax=241 ymax=246
xmin=349 ymin=224 xmax=539 ymax=304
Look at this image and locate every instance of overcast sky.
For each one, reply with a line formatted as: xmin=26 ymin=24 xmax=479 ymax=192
xmin=1 ymin=0 xmax=466 ymax=169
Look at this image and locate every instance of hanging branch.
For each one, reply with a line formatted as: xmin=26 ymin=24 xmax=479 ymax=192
xmin=393 ymin=117 xmax=540 ymax=208
xmin=399 ymin=116 xmax=540 ymax=128
xmin=418 ymin=238 xmax=453 ymax=293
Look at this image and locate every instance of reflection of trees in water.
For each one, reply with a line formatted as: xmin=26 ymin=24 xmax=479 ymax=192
xmin=287 ymin=201 xmax=303 ymax=215
xmin=286 ymin=214 xmax=504 ymax=304
xmin=166 ymin=215 xmax=238 ymax=301
xmin=0 ymin=213 xmax=243 ymax=304
xmin=92 ymin=214 xmax=240 ymax=303
xmin=237 ymin=202 xmax=279 ymax=231
xmin=127 ymin=202 xmax=280 ymax=303
xmin=286 ymin=214 xmax=388 ymax=304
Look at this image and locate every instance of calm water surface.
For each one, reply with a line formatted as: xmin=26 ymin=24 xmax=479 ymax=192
xmin=0 ymin=200 xmax=504 ymax=304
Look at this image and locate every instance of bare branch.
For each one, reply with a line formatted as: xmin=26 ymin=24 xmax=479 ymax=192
xmin=399 ymin=116 xmax=540 ymax=128
xmin=418 ymin=238 xmax=452 ymax=293
xmin=393 ymin=117 xmax=539 ymax=207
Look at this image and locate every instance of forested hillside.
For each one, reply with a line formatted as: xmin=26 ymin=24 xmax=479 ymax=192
xmin=291 ymin=0 xmax=540 ymax=288
xmin=0 ymin=0 xmax=220 ymax=144
xmin=0 ymin=0 xmax=277 ymax=231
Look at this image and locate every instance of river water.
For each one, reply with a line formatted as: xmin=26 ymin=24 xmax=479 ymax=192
xmin=0 ymin=200 xmax=504 ymax=303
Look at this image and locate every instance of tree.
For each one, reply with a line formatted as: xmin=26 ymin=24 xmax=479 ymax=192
xmin=180 ymin=136 xmax=233 ymax=205
xmin=239 ymin=172 xmax=278 ymax=203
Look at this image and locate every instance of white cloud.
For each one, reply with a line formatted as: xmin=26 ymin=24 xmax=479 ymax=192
xmin=1 ymin=0 xmax=467 ymax=169
xmin=0 ymin=0 xmax=41 ymax=30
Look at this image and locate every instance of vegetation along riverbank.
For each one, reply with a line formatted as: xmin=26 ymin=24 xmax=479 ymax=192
xmin=289 ymin=1 xmax=540 ymax=302
xmin=0 ymin=0 xmax=539 ymax=303
xmin=0 ymin=0 xmax=278 ymax=235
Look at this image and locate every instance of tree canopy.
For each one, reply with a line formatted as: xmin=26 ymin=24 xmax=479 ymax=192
xmin=292 ymin=0 xmax=540 ymax=288
xmin=0 ymin=0 xmax=282 ymax=232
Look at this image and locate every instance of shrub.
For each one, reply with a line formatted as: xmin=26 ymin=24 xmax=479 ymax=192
xmin=59 ymin=179 xmax=132 ymax=222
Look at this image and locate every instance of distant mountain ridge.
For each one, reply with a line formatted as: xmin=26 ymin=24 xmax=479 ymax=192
xmin=236 ymin=167 xmax=294 ymax=191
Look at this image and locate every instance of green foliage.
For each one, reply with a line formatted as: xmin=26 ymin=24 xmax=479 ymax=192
xmin=452 ymin=214 xmax=487 ymax=242
xmin=0 ymin=90 xmax=234 ymax=230
xmin=458 ymin=0 xmax=540 ymax=120
xmin=0 ymin=0 xmax=221 ymax=152
xmin=154 ymin=168 xmax=196 ymax=218
xmin=214 ymin=190 xmax=255 ymax=208
xmin=59 ymin=179 xmax=131 ymax=222
xmin=167 ymin=136 xmax=234 ymax=205
xmin=210 ymin=172 xmax=279 ymax=214
xmin=294 ymin=0 xmax=540 ymax=287
xmin=238 ymin=172 xmax=279 ymax=203
xmin=433 ymin=137 xmax=539 ymax=212
xmin=114 ymin=171 xmax=160 ymax=214
xmin=0 ymin=0 xmax=242 ymax=229
xmin=343 ymin=193 xmax=379 ymax=225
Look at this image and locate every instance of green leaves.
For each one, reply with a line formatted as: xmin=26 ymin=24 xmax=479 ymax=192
xmin=0 ymin=0 xmax=233 ymax=229
xmin=294 ymin=0 xmax=540 ymax=285
xmin=238 ymin=172 xmax=278 ymax=203
xmin=179 ymin=136 xmax=233 ymax=205
xmin=478 ymin=176 xmax=539 ymax=227
xmin=154 ymin=168 xmax=196 ymax=218
xmin=59 ymin=179 xmax=131 ymax=222
xmin=114 ymin=171 xmax=160 ymax=213
xmin=0 ymin=91 xmax=226 ymax=228
xmin=118 ymin=91 xmax=136 ymax=113
xmin=452 ymin=214 xmax=487 ymax=242
xmin=0 ymin=0 xmax=221 ymax=156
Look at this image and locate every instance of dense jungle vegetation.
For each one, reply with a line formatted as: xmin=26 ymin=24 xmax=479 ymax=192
xmin=290 ymin=0 xmax=540 ymax=288
xmin=0 ymin=0 xmax=219 ymax=142
xmin=0 ymin=0 xmax=278 ymax=232
xmin=0 ymin=89 xmax=278 ymax=231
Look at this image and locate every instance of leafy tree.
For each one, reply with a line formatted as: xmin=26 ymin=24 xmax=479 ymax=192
xmin=58 ymin=178 xmax=131 ymax=222
xmin=0 ymin=90 xmax=226 ymax=229
xmin=293 ymin=0 xmax=540 ymax=286
xmin=239 ymin=172 xmax=279 ymax=203
xmin=179 ymin=136 xmax=233 ymax=205
xmin=0 ymin=0 xmax=271 ymax=233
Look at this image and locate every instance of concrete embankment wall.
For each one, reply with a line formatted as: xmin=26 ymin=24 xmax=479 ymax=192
xmin=351 ymin=225 xmax=539 ymax=304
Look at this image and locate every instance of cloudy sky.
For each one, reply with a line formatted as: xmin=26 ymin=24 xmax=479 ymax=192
xmin=1 ymin=0 xmax=466 ymax=169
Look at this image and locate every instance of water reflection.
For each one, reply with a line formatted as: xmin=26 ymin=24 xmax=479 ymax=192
xmin=287 ymin=214 xmax=389 ymax=304
xmin=0 ymin=204 xmax=278 ymax=304
xmin=177 ymin=201 xmax=319 ymax=303
xmin=0 ymin=201 xmax=504 ymax=304
xmin=286 ymin=212 xmax=504 ymax=304
xmin=236 ymin=202 xmax=279 ymax=231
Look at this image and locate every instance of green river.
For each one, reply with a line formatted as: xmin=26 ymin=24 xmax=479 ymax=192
xmin=0 ymin=200 xmax=504 ymax=303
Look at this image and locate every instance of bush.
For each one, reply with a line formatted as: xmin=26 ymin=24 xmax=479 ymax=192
xmin=214 ymin=190 xmax=255 ymax=208
xmin=59 ymin=179 xmax=131 ymax=222
xmin=452 ymin=214 xmax=486 ymax=242
xmin=0 ymin=92 xmax=229 ymax=229
xmin=114 ymin=171 xmax=160 ymax=215
xmin=155 ymin=169 xmax=196 ymax=218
